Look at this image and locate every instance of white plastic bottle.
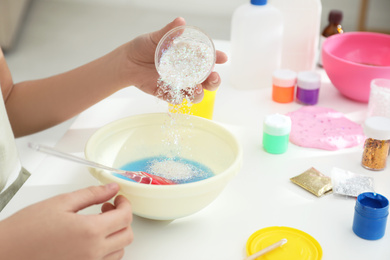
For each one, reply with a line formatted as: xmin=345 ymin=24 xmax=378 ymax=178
xmin=230 ymin=0 xmax=283 ymax=89
xmin=269 ymin=0 xmax=322 ymax=71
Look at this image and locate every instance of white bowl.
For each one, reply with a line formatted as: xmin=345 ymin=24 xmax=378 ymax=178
xmin=85 ymin=113 xmax=242 ymax=220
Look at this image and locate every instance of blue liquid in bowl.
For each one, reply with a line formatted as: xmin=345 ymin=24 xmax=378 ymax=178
xmin=115 ymin=156 xmax=215 ymax=184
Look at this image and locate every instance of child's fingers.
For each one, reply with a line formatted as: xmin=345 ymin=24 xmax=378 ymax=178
xmin=203 ymin=72 xmax=220 ymax=92
xmin=105 ymin=227 xmax=134 ymax=256
xmin=101 ymin=195 xmax=133 ymax=235
xmin=216 ymin=50 xmax=228 ymax=64
xmin=150 ymin=17 xmax=186 ymax=45
xmin=103 ymin=248 xmax=125 ymax=260
xmin=101 ymin=202 xmax=116 ymax=213
xmin=60 ymin=183 xmax=120 ymax=212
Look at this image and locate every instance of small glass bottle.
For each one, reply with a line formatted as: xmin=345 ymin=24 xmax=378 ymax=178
xmin=361 ymin=116 xmax=390 ymax=171
xmin=318 ymin=10 xmax=344 ymax=66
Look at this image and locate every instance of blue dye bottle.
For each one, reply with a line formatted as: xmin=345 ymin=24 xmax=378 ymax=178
xmin=353 ymin=192 xmax=389 ymax=240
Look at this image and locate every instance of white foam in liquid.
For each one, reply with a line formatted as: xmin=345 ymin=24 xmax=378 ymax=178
xmin=147 ymin=159 xmax=204 ymax=181
xmin=148 ymin=160 xmax=192 ymax=180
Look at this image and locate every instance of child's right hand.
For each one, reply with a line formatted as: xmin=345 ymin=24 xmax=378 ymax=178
xmin=0 ymin=183 xmax=133 ymax=260
xmin=119 ymin=17 xmax=228 ymax=104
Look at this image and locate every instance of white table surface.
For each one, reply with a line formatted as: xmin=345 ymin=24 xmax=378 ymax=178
xmin=1 ymin=40 xmax=389 ymax=260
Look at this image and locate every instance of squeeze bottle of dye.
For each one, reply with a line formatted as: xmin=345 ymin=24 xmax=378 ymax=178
xmin=230 ymin=0 xmax=283 ymax=89
xmin=269 ymin=0 xmax=322 ymax=71
xmin=318 ymin=10 xmax=344 ymax=66
xmin=263 ymin=113 xmax=291 ymax=154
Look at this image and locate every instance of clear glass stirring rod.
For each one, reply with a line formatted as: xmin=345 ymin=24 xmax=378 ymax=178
xmin=28 ymin=142 xmax=153 ymax=184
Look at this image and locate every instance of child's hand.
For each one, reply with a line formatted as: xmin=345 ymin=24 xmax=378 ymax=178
xmin=120 ymin=17 xmax=228 ymax=103
xmin=0 ymin=183 xmax=133 ymax=260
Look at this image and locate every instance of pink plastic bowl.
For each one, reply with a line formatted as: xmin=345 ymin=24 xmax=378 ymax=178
xmin=322 ymin=32 xmax=390 ymax=103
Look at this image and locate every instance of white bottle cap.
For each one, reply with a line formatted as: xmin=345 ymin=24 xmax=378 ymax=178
xmin=364 ymin=116 xmax=390 ymax=140
xmin=263 ymin=113 xmax=292 ymax=136
xmin=297 ymin=71 xmax=321 ymax=90
xmin=272 ymin=69 xmax=297 ymax=87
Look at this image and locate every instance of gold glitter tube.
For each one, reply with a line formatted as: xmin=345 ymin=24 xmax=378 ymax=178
xmin=361 ymin=117 xmax=390 ymax=171
xmin=361 ymin=138 xmax=390 ymax=171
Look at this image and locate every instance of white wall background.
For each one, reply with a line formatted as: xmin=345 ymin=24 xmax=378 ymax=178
xmin=57 ymin=0 xmax=390 ymax=39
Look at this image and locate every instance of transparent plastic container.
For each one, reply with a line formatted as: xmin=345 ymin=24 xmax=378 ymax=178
xmin=230 ymin=0 xmax=283 ymax=89
xmin=155 ymin=25 xmax=217 ymax=113
xmin=155 ymin=25 xmax=216 ymax=88
xmin=270 ymin=0 xmax=322 ymax=71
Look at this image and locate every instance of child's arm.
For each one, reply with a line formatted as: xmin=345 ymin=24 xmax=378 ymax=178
xmin=4 ymin=17 xmax=227 ymax=137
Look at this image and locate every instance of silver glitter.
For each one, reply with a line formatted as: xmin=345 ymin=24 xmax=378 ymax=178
xmin=157 ymin=33 xmax=215 ymax=104
xmin=331 ymin=167 xmax=375 ymax=197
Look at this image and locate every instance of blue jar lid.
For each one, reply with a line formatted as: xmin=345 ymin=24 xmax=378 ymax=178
xmin=251 ymin=0 xmax=267 ymax=5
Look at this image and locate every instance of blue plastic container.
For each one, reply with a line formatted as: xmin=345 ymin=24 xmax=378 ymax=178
xmin=353 ymin=192 xmax=389 ymax=240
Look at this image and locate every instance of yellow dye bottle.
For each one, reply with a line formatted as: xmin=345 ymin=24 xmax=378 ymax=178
xmin=169 ymin=89 xmax=217 ymax=120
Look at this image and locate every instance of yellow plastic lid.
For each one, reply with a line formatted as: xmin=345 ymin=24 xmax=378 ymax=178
xmin=246 ymin=226 xmax=323 ymax=260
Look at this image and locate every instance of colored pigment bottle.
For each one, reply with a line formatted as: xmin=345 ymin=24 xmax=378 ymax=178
xmin=353 ymin=192 xmax=389 ymax=240
xmin=272 ymin=69 xmax=297 ymax=103
xmin=361 ymin=116 xmax=390 ymax=171
xmin=318 ymin=10 xmax=344 ymax=66
xmin=296 ymin=71 xmax=321 ymax=105
xmin=263 ymin=113 xmax=291 ymax=154
xmin=230 ymin=0 xmax=283 ymax=89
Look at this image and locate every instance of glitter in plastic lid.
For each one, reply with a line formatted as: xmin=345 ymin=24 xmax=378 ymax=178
xmin=246 ymin=226 xmax=323 ymax=260
xmin=263 ymin=114 xmax=292 ymax=136
xmin=297 ymin=71 xmax=321 ymax=90
xmin=273 ymin=69 xmax=297 ymax=87
xmin=364 ymin=116 xmax=390 ymax=140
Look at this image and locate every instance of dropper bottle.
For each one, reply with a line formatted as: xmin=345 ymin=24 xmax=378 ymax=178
xmin=322 ymin=10 xmax=344 ymax=37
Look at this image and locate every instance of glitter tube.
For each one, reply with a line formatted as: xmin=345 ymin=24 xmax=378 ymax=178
xmin=353 ymin=192 xmax=389 ymax=240
xmin=296 ymin=71 xmax=321 ymax=105
xmin=263 ymin=114 xmax=291 ymax=154
xmin=361 ymin=116 xmax=390 ymax=171
xmin=272 ymin=69 xmax=297 ymax=103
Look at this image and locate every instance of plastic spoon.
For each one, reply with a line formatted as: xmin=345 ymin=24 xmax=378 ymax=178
xmin=28 ymin=143 xmax=175 ymax=185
